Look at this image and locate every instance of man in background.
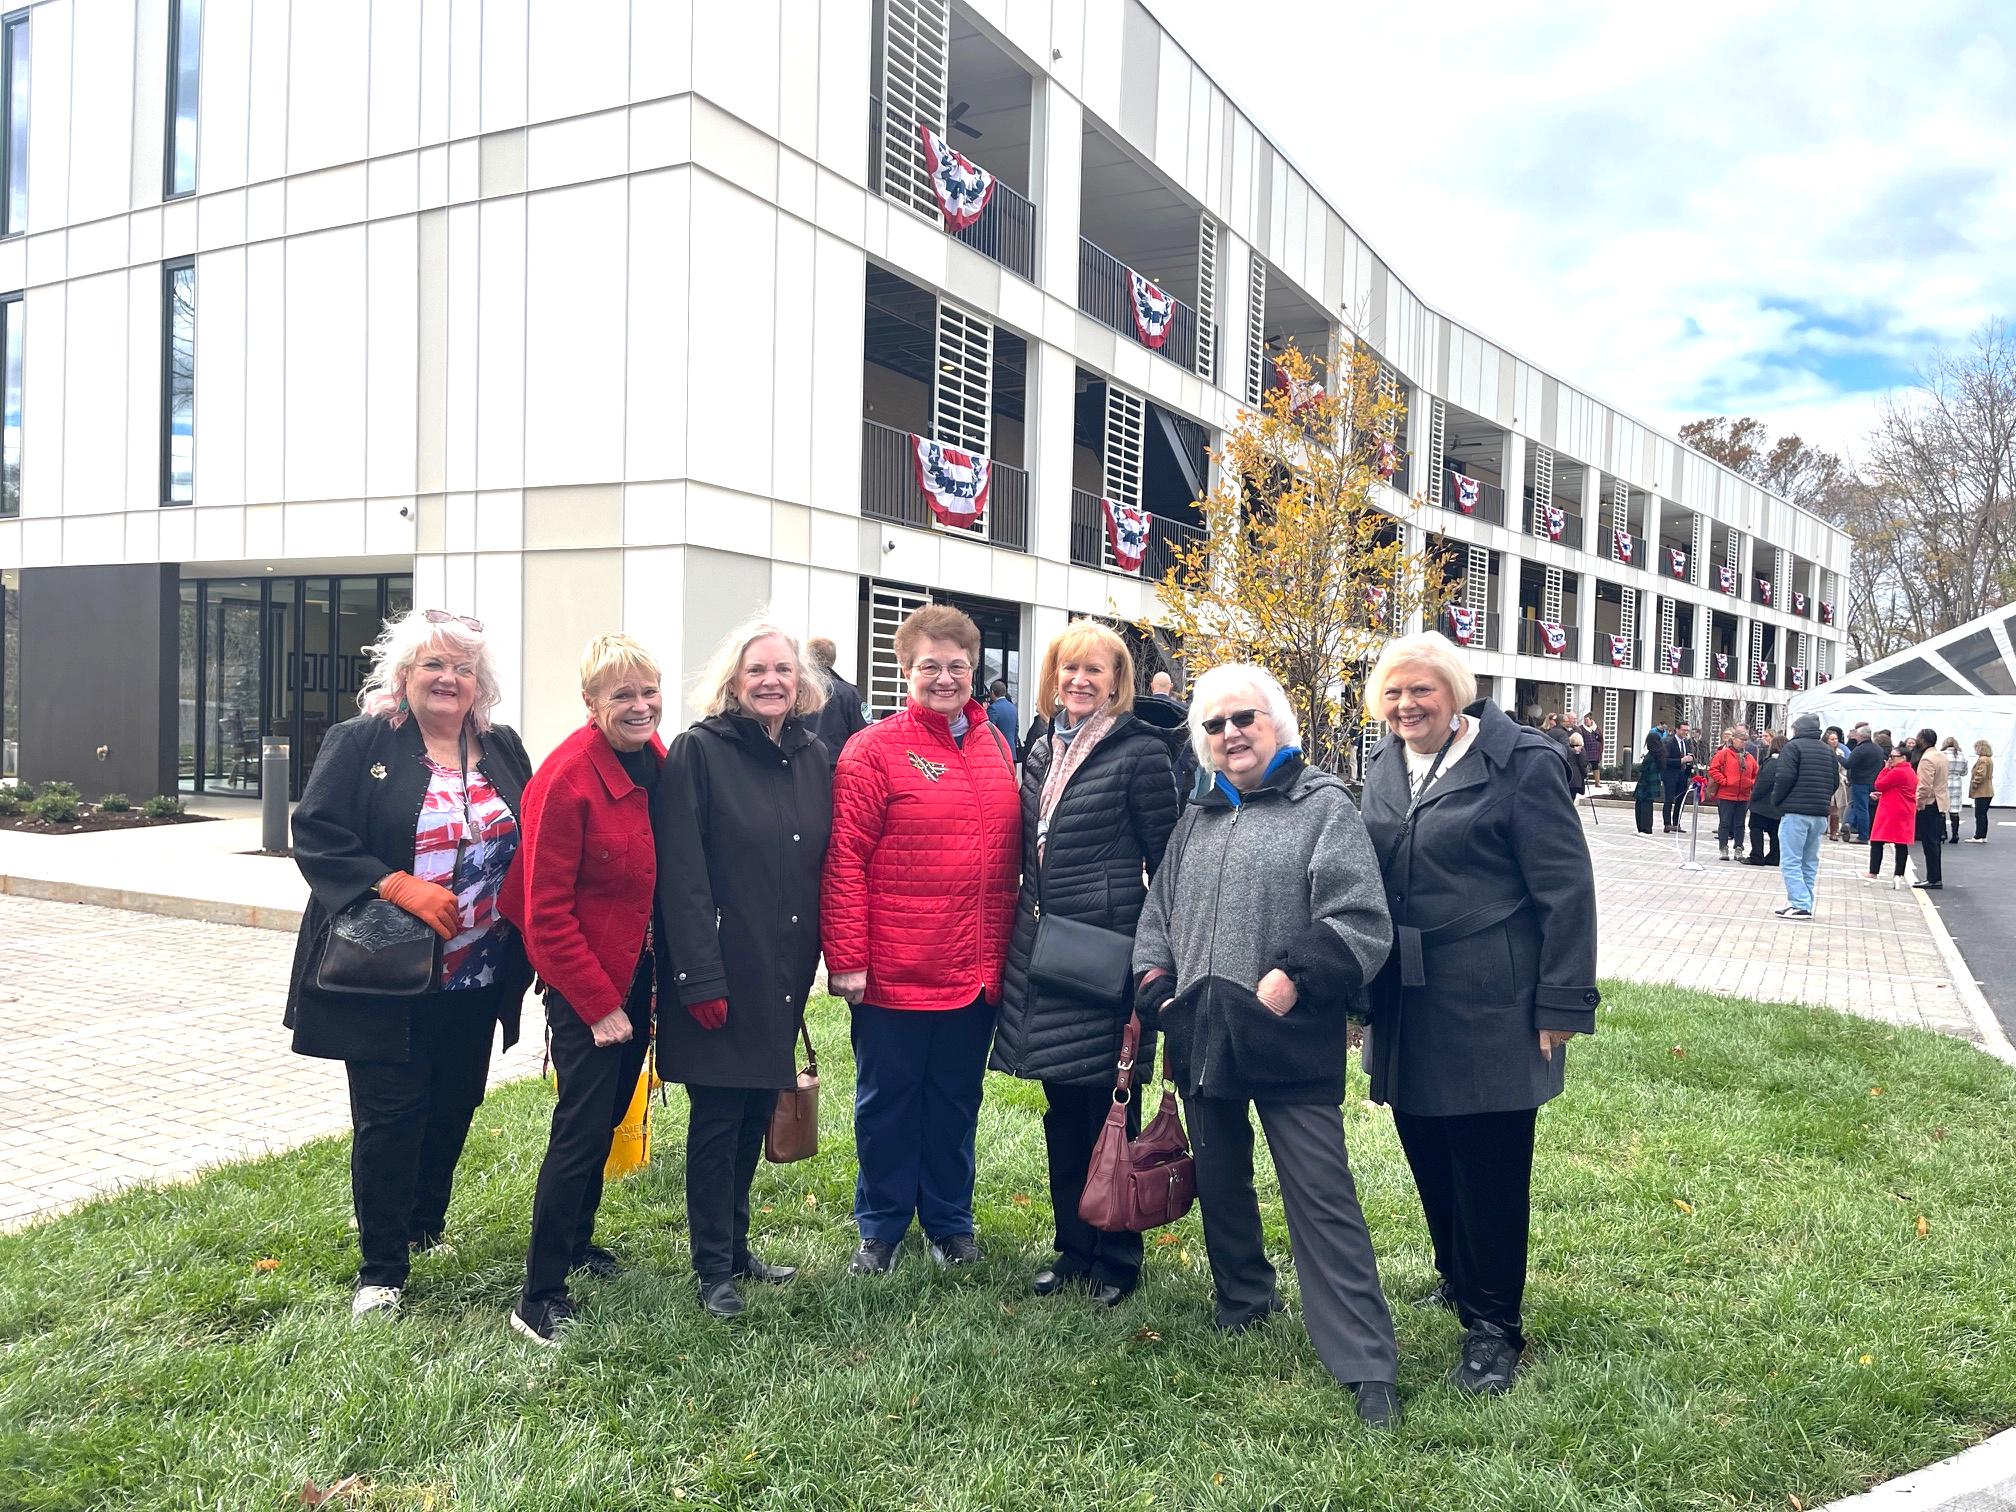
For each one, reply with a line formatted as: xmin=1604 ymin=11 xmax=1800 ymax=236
xmin=1580 ymin=710 xmax=1604 ymax=785
xmin=1844 ymin=724 xmax=1881 ymax=843
xmin=986 ymin=680 xmax=1020 ymax=755
xmin=1137 ymin=668 xmax=1200 ymax=806
xmin=807 ymin=636 xmax=867 ymax=762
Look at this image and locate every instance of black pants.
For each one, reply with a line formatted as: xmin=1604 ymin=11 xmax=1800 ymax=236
xmin=1392 ymin=1106 xmax=1539 ymax=1348
xmin=1746 ymin=813 xmax=1779 ymax=865
xmin=1869 ymin=841 xmax=1909 ymax=877
xmin=1042 ymin=1079 xmax=1143 ymax=1291
xmin=1634 ymin=795 xmax=1655 ymax=834
xmin=1186 ymin=1095 xmax=1398 ymax=1387
xmin=1662 ymin=778 xmax=1688 ymax=830
xmin=1948 ymin=809 xmax=1961 ymax=843
xmin=685 ymin=1084 xmax=778 ymax=1283
xmin=519 ymin=960 xmax=652 ymax=1312
xmin=1917 ymin=807 xmax=1944 ymax=885
xmin=850 ymin=997 xmax=994 ymax=1244
xmin=1715 ymin=799 xmax=1748 ymax=850
xmin=1978 ymin=795 xmax=1993 ymax=840
xmin=344 ymin=987 xmax=499 ymax=1288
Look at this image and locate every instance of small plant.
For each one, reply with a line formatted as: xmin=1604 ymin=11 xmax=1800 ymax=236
xmin=97 ymin=793 xmax=132 ymax=813
xmin=28 ymin=792 xmax=80 ymax=824
xmin=0 ymin=788 xmax=22 ymax=816
xmin=35 ymin=780 xmax=80 ymax=802
xmin=141 ymin=795 xmax=185 ymax=820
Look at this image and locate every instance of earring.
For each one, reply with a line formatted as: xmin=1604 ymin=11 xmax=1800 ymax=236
xmin=1450 ymin=714 xmax=1461 ymax=731
xmin=399 ymin=695 xmax=409 ymax=712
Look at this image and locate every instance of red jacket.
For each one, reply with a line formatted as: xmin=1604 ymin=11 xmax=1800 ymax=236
xmin=498 ymin=722 xmax=665 ymax=1024
xmin=821 ymin=698 xmax=1021 ymax=1010
xmin=1869 ymin=761 xmax=1918 ymax=845
xmin=1707 ymin=745 xmax=1756 ymax=801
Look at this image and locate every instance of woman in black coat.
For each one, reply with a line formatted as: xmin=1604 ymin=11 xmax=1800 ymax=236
xmin=653 ymin=622 xmax=834 ymax=1319
xmin=1358 ymin=633 xmax=1598 ymax=1397
xmin=993 ymin=622 xmax=1179 ymax=1304
xmin=286 ymin=609 xmax=533 ymax=1318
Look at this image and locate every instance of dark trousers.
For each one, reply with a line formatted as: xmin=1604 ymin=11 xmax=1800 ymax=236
xmin=519 ymin=962 xmax=652 ymax=1312
xmin=1662 ymin=775 xmax=1688 ymax=829
xmin=1948 ymin=809 xmax=1961 ymax=843
xmin=1715 ymin=798 xmax=1748 ymax=849
xmin=1917 ymin=807 xmax=1944 ymax=885
xmin=1186 ymin=1095 xmax=1398 ymax=1387
xmin=1746 ymin=813 xmax=1779 ymax=864
xmin=850 ymin=997 xmax=994 ymax=1244
xmin=1392 ymin=1105 xmax=1539 ymax=1348
xmin=344 ymin=987 xmax=499 ymax=1288
xmin=1870 ymin=841 xmax=1909 ymax=877
xmin=686 ymin=1084 xmax=778 ymax=1282
xmin=1042 ymin=1079 xmax=1143 ymax=1290
xmin=1634 ymin=794 xmax=1655 ymax=834
xmin=1847 ymin=782 xmax=1874 ymax=841
xmin=1978 ymin=796 xmax=1993 ymax=840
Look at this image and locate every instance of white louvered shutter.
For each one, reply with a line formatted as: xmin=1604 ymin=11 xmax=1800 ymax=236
xmin=879 ymin=0 xmax=951 ymax=222
xmin=1530 ymin=445 xmax=1554 ymax=541
xmin=867 ymin=581 xmax=930 ymax=717
xmin=932 ymin=299 xmax=992 ymax=456
xmin=1195 ymin=216 xmax=1219 ymax=382
xmin=1102 ymin=384 xmax=1146 ymax=574
xmin=1243 ymin=254 xmax=1267 ymax=407
xmin=1465 ymin=543 xmax=1490 ymax=650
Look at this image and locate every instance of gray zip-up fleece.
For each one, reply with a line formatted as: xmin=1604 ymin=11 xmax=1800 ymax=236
xmin=1131 ymin=755 xmax=1393 ymax=1103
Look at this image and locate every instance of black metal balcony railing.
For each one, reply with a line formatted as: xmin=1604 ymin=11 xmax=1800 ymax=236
xmin=1528 ymin=500 xmax=1585 ymax=552
xmin=1602 ymin=527 xmax=1645 ymax=570
xmin=1592 ymin=634 xmax=1645 ymax=670
xmin=1439 ymin=470 xmax=1507 ymax=526
xmin=1517 ymin=618 xmax=1581 ymax=662
xmin=1440 ymin=607 xmax=1503 ymax=652
xmin=1068 ymin=488 xmax=1203 ymax=579
xmin=1078 ymin=236 xmax=1212 ymax=379
xmin=1386 ymin=453 xmax=1412 ymax=496
xmin=860 ymin=419 xmax=1028 ymax=552
xmin=951 ymin=177 xmax=1036 ymax=281
xmin=1751 ymin=661 xmax=1778 ymax=687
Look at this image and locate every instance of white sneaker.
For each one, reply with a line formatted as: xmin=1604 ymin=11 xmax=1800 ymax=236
xmin=351 ymin=1284 xmax=403 ymax=1318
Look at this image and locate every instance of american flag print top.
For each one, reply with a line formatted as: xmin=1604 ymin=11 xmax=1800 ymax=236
xmin=412 ymin=757 xmax=520 ymax=991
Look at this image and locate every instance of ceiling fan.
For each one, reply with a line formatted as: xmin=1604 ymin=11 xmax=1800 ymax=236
xmin=946 ymin=100 xmax=982 ymax=139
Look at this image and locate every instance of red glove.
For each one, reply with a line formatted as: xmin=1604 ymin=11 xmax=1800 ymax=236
xmin=687 ymin=997 xmax=728 ymax=1031
xmin=376 ymin=871 xmax=461 ymax=941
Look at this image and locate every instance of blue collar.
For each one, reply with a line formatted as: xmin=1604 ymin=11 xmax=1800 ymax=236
xmin=1210 ymin=746 xmax=1304 ymax=807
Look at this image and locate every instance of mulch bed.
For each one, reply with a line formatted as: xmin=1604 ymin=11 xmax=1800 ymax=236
xmin=0 ymin=811 xmax=215 ymax=836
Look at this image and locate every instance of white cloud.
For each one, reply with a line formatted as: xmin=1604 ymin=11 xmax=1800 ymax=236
xmin=1146 ymin=0 xmax=2016 ymax=457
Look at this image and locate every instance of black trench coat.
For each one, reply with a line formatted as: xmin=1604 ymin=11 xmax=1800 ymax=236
xmin=1358 ymin=699 xmax=1599 ymax=1116
xmin=284 ymin=714 xmax=534 ymax=1063
xmin=651 ymin=712 xmax=833 ymax=1089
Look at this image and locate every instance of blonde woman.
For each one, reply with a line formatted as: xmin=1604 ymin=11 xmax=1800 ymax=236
xmin=993 ymin=620 xmax=1179 ymax=1306
xmin=1968 ymin=739 xmax=1995 ymax=843
xmin=652 ymin=619 xmax=832 ymax=1318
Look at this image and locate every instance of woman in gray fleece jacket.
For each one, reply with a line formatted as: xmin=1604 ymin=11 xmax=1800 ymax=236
xmin=1132 ymin=663 xmax=1401 ymax=1429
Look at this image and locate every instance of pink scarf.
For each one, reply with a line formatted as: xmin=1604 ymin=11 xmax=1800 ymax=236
xmin=1037 ymin=706 xmax=1117 ymax=862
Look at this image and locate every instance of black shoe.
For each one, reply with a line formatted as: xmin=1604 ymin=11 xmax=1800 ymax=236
xmin=734 ymin=1254 xmax=797 ymax=1286
xmin=1913 ymin=881 xmax=1943 ymax=890
xmin=571 ymin=1245 xmax=623 ymax=1281
xmin=1090 ymin=1282 xmax=1131 ymax=1308
xmin=849 ymin=1238 xmax=899 ymax=1276
xmin=508 ymin=1296 xmax=576 ymax=1348
xmin=1216 ymin=1298 xmax=1287 ymax=1335
xmin=409 ymin=1231 xmax=452 ymax=1257
xmin=1351 ymin=1380 xmax=1402 ymax=1430
xmin=1449 ymin=1321 xmax=1522 ymax=1395
xmin=1410 ymin=1280 xmax=1457 ymax=1311
xmin=698 ymin=1277 xmax=745 ymax=1318
xmin=928 ymin=1233 xmax=982 ymax=1267
xmin=1032 ymin=1264 xmax=1088 ymax=1297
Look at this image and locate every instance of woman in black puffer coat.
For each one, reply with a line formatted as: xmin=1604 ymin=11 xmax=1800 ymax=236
xmin=994 ymin=621 xmax=1179 ymax=1305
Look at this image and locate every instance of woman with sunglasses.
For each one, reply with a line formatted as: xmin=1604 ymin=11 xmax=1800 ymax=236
xmin=287 ymin=608 xmax=534 ymax=1321
xmin=1132 ymin=663 xmax=1402 ymax=1429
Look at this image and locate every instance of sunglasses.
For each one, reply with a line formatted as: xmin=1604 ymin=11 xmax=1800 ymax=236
xmin=423 ymin=609 xmax=484 ymax=632
xmin=1201 ymin=708 xmax=1262 ymax=737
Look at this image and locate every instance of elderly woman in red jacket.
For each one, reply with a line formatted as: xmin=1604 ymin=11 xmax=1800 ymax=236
xmin=822 ymin=604 xmax=1021 ymax=1276
xmin=499 ymin=633 xmax=665 ymax=1346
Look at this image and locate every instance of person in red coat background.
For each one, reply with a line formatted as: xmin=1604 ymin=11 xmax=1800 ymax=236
xmin=822 ymin=604 xmax=1021 ymax=1276
xmin=1866 ymin=744 xmax=1919 ymax=888
xmin=498 ymin=633 xmax=666 ymax=1346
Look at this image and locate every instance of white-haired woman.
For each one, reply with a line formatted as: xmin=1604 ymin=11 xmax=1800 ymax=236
xmin=500 ymin=633 xmax=666 ymax=1345
xmin=287 ymin=608 xmax=535 ymax=1320
xmin=1131 ymin=663 xmax=1402 ymax=1429
xmin=652 ymin=619 xmax=832 ymax=1319
xmin=1358 ymin=631 xmax=1597 ymax=1397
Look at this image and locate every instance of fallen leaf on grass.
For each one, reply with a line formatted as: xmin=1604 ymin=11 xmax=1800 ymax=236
xmin=1670 ymin=1045 xmax=1686 ymax=1058
xmin=1132 ymin=1328 xmax=1162 ymax=1343
xmin=1932 ymin=1127 xmax=1948 ymax=1141
xmin=488 ymin=1128 xmax=502 ymax=1137
xmin=1155 ymin=1233 xmax=1181 ymax=1246
xmin=760 ymin=1205 xmax=773 ymax=1215
xmin=1010 ymin=1192 xmax=1031 ymax=1206
xmin=1214 ymin=1474 xmax=1226 ymax=1486
xmin=254 ymin=1258 xmax=281 ymax=1272
xmin=299 ymin=1476 xmax=362 ymax=1506
xmin=743 ymin=1452 xmax=759 ymax=1462
xmin=1672 ymin=1198 xmax=1695 ymax=1215
xmin=1870 ymin=1087 xmax=1884 ymax=1097
xmin=1916 ymin=1215 xmax=1930 ymax=1238
xmin=1859 ymin=1354 xmax=1874 ymax=1366
xmin=804 ymin=1192 xmax=818 ymax=1208
xmin=1788 ymin=1496 xmax=1804 ymax=1510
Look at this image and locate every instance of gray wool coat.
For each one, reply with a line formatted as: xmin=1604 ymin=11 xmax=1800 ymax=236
xmin=1359 ymin=699 xmax=1600 ymax=1116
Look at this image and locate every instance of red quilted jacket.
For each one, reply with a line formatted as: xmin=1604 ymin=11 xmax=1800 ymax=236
xmin=821 ymin=698 xmax=1021 ymax=1011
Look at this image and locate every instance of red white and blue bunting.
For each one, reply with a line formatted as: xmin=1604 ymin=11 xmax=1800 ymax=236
xmin=1715 ymin=652 xmax=1730 ymax=678
xmin=1754 ymin=660 xmax=1768 ymax=685
xmin=1448 ymin=606 xmax=1477 ymax=645
xmin=1450 ymin=471 xmax=1481 ymax=514
xmin=1612 ymin=527 xmax=1633 ymax=564
xmin=1792 ymin=590 xmax=1807 ymax=615
xmin=1757 ymin=577 xmax=1773 ymax=605
xmin=1543 ymin=504 xmax=1566 ymax=541
xmin=1608 ymin=633 xmax=1629 ymax=668
xmin=1377 ymin=438 xmax=1398 ymax=480
xmin=1790 ymin=666 xmax=1806 ymax=690
xmin=1718 ymin=564 xmax=1737 ymax=594
xmin=910 ymin=435 xmax=991 ymax=530
xmin=1664 ymin=646 xmax=1683 ymax=675
xmin=1274 ymin=362 xmax=1326 ymax=415
xmin=1539 ymin=620 xmax=1566 ymax=657
xmin=1819 ymin=600 xmax=1835 ymax=624
xmin=1128 ymin=269 xmax=1176 ymax=349
xmin=1818 ymin=670 xmax=1831 ymax=684
xmin=1367 ymin=584 xmax=1389 ymax=621
xmin=1668 ymin=547 xmax=1688 ymax=579
xmin=919 ymin=125 xmax=996 ymax=231
xmin=1102 ymin=495 xmax=1149 ymax=572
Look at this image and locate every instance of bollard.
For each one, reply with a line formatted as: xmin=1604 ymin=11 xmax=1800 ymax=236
xmin=261 ymin=737 xmax=290 ymax=853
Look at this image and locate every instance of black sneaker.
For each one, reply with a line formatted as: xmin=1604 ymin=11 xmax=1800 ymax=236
xmin=1351 ymin=1380 xmax=1402 ymax=1430
xmin=508 ymin=1296 xmax=576 ymax=1348
xmin=734 ymin=1254 xmax=798 ymax=1286
xmin=849 ymin=1238 xmax=899 ymax=1276
xmin=1215 ymin=1297 xmax=1287 ymax=1335
xmin=1409 ymin=1280 xmax=1457 ymax=1312
xmin=1449 ymin=1321 xmax=1522 ymax=1395
xmin=571 ymin=1245 xmax=623 ymax=1281
xmin=1912 ymin=881 xmax=1943 ymax=891
xmin=928 ymin=1233 xmax=982 ymax=1267
xmin=698 ymin=1277 xmax=745 ymax=1319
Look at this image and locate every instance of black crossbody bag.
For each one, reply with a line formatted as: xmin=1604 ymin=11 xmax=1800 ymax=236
xmin=1025 ymin=739 xmax=1135 ymax=1010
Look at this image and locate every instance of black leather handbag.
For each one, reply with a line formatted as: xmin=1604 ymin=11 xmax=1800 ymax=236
xmin=315 ymin=898 xmax=442 ymax=997
xmin=1026 ymin=859 xmax=1135 ymax=1010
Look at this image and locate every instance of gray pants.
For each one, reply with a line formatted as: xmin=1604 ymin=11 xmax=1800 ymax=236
xmin=1185 ymin=1095 xmax=1399 ymax=1386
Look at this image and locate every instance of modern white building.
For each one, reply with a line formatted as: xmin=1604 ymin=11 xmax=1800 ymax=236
xmin=0 ymin=0 xmax=1852 ymax=800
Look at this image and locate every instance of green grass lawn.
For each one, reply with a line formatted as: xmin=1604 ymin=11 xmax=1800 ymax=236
xmin=4 ymin=984 xmax=2016 ymax=1511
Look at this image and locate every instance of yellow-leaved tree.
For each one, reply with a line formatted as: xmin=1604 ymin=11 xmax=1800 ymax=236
xmin=1148 ymin=342 xmax=1454 ymax=772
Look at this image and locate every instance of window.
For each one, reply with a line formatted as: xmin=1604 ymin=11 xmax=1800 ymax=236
xmin=1 ymin=11 xmax=26 ymax=236
xmin=162 ymin=259 xmax=194 ymax=505
xmin=164 ymin=0 xmax=200 ymax=198
xmin=0 ymin=292 xmax=18 ymax=517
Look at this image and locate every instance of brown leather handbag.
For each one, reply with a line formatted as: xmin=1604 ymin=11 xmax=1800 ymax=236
xmin=1079 ymin=1013 xmax=1196 ymax=1233
xmin=764 ymin=1020 xmax=819 ymax=1164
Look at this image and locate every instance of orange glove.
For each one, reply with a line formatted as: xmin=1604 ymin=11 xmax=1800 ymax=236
xmin=688 ymin=997 xmax=728 ymax=1031
xmin=376 ymin=871 xmax=462 ymax=941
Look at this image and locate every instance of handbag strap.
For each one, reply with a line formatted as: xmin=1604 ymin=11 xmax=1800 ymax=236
xmin=799 ymin=1016 xmax=818 ymax=1076
xmin=1111 ymin=1012 xmax=1142 ymax=1099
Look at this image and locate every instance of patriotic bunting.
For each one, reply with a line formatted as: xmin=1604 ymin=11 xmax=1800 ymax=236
xmin=1669 ymin=547 xmax=1688 ymax=579
xmin=1793 ymin=590 xmax=1807 ymax=614
xmin=1715 ymin=652 xmax=1730 ymax=678
xmin=1820 ymin=600 xmax=1834 ymax=624
xmin=1449 ymin=471 xmax=1481 ymax=514
xmin=1448 ymin=606 xmax=1477 ymax=645
xmin=1612 ymin=527 xmax=1634 ymax=564
xmin=1817 ymin=670 xmax=1831 ymax=684
xmin=1718 ymin=564 xmax=1737 ymax=594
xmin=1790 ymin=666 xmax=1806 ymax=690
xmin=1127 ymin=269 xmax=1176 ymax=349
xmin=919 ymin=125 xmax=997 ymax=231
xmin=1101 ymin=495 xmax=1149 ymax=572
xmin=1754 ymin=660 xmax=1768 ymax=684
xmin=910 ymin=435 xmax=991 ymax=530
xmin=1757 ymin=577 xmax=1773 ymax=605
xmin=1377 ymin=438 xmax=1398 ymax=480
xmin=1539 ymin=620 xmax=1567 ymax=657
xmin=1664 ymin=646 xmax=1683 ymax=675
xmin=1367 ymin=584 xmax=1389 ymax=620
xmin=1274 ymin=363 xmax=1326 ymax=415
xmin=1543 ymin=504 xmax=1566 ymax=541
xmin=1608 ymin=633 xmax=1630 ymax=668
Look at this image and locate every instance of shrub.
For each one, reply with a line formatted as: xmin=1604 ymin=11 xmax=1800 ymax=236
xmin=28 ymin=792 xmax=80 ymax=824
xmin=0 ymin=788 xmax=22 ymax=816
xmin=35 ymin=780 xmax=80 ymax=802
xmin=96 ymin=793 xmax=132 ymax=812
xmin=140 ymin=795 xmax=184 ymax=820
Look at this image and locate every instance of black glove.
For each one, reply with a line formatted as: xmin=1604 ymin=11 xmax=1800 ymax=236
xmin=1133 ymin=971 xmax=1174 ymax=1026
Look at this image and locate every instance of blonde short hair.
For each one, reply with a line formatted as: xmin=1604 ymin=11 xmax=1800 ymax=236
xmin=1977 ymin=739 xmax=1993 ymax=757
xmin=580 ymin=633 xmax=662 ymax=701
xmin=1365 ymin=632 xmax=1479 ymax=722
xmin=357 ymin=609 xmax=501 ymax=732
xmin=1188 ymin=663 xmax=1300 ymax=774
xmin=691 ymin=617 xmax=827 ymax=720
xmin=1037 ymin=620 xmax=1136 ymax=717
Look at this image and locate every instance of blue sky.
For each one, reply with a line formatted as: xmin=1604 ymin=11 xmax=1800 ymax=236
xmin=1147 ymin=0 xmax=2016 ymax=458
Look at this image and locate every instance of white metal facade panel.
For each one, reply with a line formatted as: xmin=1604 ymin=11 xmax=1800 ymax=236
xmin=1531 ymin=445 xmax=1554 ymax=540
xmin=932 ymin=299 xmax=993 ymax=457
xmin=1103 ymin=383 xmax=1146 ymax=514
xmin=867 ymin=580 xmax=931 ymax=716
xmin=1244 ymin=253 xmax=1267 ymax=407
xmin=878 ymin=0 xmax=950 ymax=221
xmin=1195 ymin=215 xmax=1218 ymax=381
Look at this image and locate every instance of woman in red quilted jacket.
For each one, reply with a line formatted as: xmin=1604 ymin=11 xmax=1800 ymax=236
xmin=822 ymin=604 xmax=1021 ymax=1275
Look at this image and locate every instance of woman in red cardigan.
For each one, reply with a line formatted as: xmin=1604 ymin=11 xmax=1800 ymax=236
xmin=1867 ymin=744 xmax=1919 ymax=889
xmin=822 ymin=604 xmax=1021 ymax=1276
xmin=498 ymin=633 xmax=665 ymax=1345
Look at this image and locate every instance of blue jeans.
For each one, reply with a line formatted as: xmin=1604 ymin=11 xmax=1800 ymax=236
xmin=1778 ymin=813 xmax=1826 ymax=911
xmin=1847 ymin=783 xmax=1873 ymax=839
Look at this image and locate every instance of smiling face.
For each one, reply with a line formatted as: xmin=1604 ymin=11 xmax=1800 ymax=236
xmin=404 ymin=638 xmax=477 ymax=731
xmin=1056 ymin=649 xmax=1117 ymax=723
xmin=1380 ymin=662 xmax=1456 ymax=756
xmin=1201 ymin=684 xmax=1279 ymax=790
xmin=733 ymin=634 xmax=799 ymax=727
xmin=586 ymin=664 xmax=664 ymax=752
xmin=904 ymin=636 xmax=974 ymax=717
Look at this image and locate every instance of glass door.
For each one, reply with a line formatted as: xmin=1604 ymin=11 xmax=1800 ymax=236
xmin=202 ymin=578 xmax=263 ymax=793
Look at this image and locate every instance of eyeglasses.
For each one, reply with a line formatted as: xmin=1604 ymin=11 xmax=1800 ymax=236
xmin=1202 ymin=708 xmax=1263 ymax=737
xmin=423 ymin=609 xmax=484 ymax=632
xmin=911 ymin=661 xmax=972 ymax=681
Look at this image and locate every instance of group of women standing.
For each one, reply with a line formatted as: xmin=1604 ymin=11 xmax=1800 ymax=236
xmin=288 ymin=609 xmax=1598 ymax=1429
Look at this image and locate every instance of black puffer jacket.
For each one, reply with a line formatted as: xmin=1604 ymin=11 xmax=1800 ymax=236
xmin=1134 ymin=693 xmax=1199 ymax=806
xmin=993 ymin=714 xmax=1180 ymax=1086
xmin=1765 ymin=731 xmax=1838 ymax=817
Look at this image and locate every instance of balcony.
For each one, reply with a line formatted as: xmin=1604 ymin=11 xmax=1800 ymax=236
xmin=1750 ymin=661 xmax=1777 ymax=687
xmin=1516 ymin=618 xmax=1581 ymax=661
xmin=1439 ymin=469 xmax=1507 ymax=526
xmin=1440 ymin=606 xmax=1503 ymax=652
xmin=1068 ymin=488 xmax=1203 ymax=579
xmin=1078 ymin=236 xmax=1210 ymax=377
xmin=948 ymin=176 xmax=1036 ymax=281
xmin=1528 ymin=500 xmax=1586 ymax=552
xmin=1594 ymin=635 xmax=1645 ymax=671
xmin=1601 ymin=527 xmax=1645 ymax=571
xmin=1649 ymin=645 xmax=1694 ymax=677
xmin=1386 ymin=452 xmax=1412 ymax=496
xmin=861 ymin=419 xmax=1028 ymax=552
